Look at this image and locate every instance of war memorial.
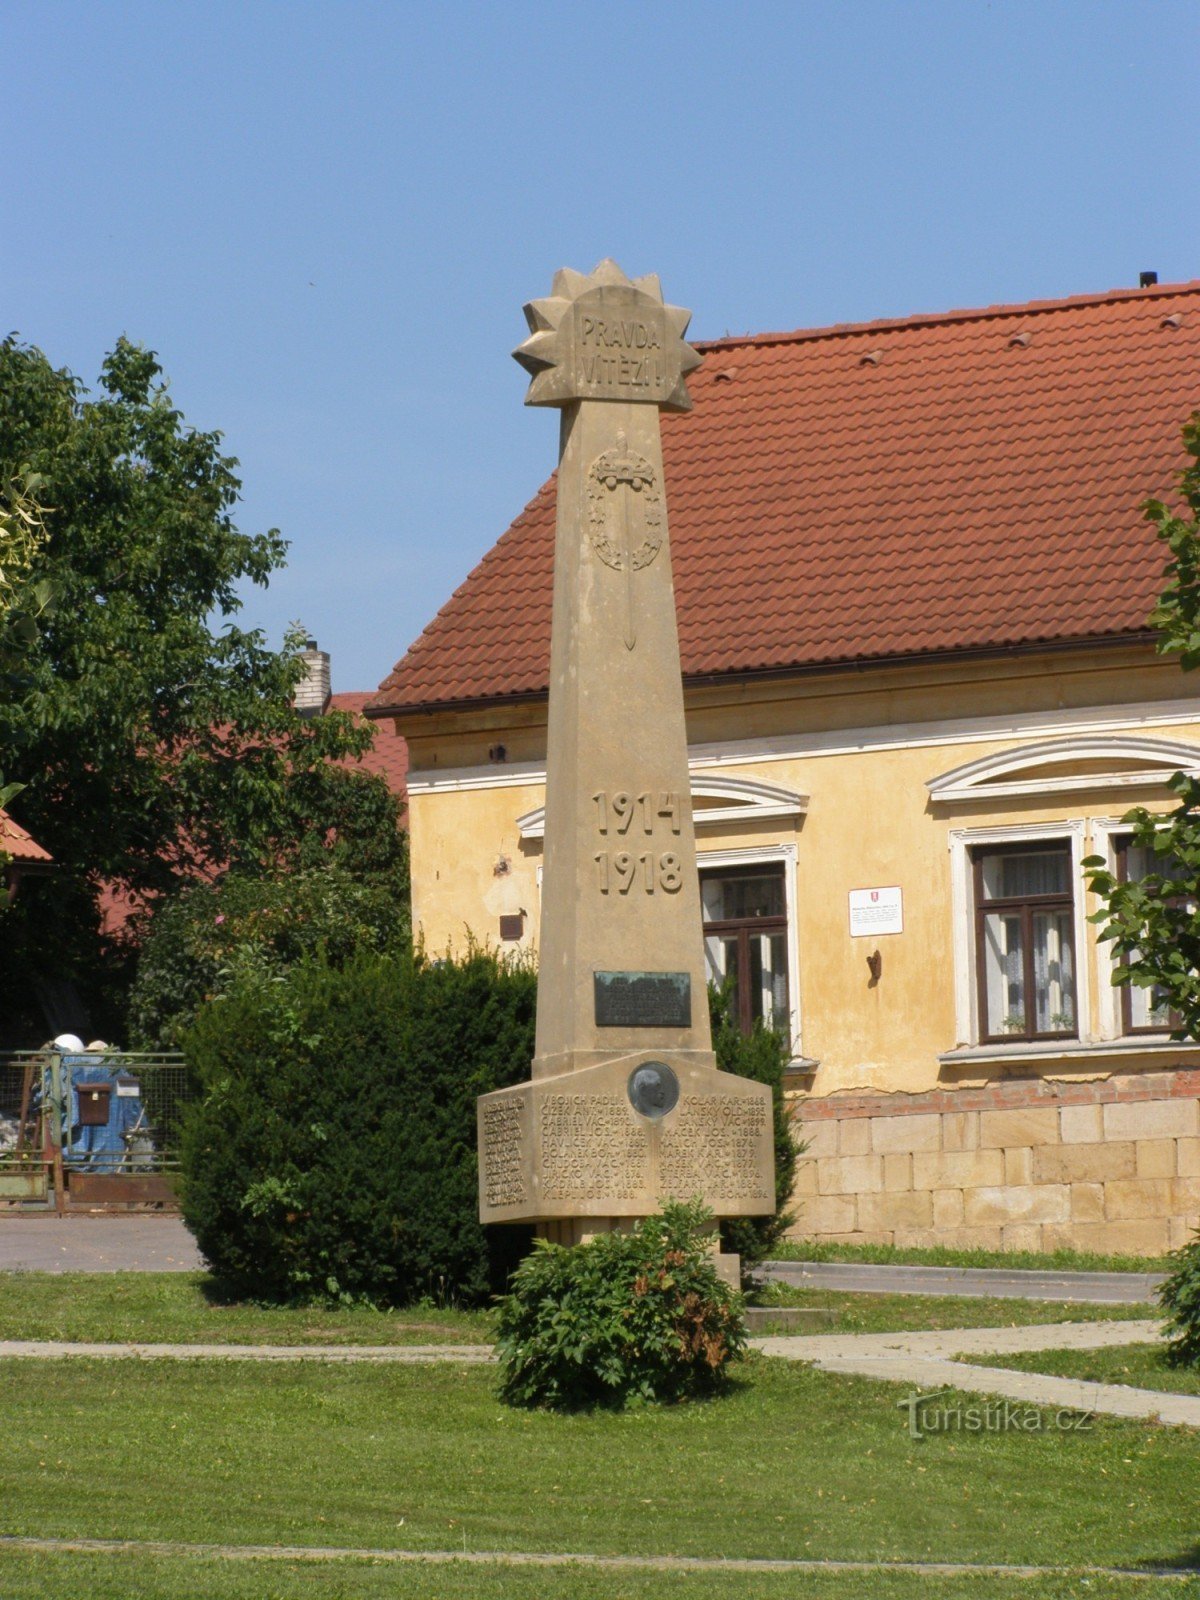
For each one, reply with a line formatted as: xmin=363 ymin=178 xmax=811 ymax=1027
xmin=476 ymin=261 xmax=775 ymax=1263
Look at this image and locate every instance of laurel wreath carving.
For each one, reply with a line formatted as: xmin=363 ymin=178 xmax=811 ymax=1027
xmin=586 ymin=446 xmax=663 ymax=571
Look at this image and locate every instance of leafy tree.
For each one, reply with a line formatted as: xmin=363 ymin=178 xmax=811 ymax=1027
xmin=129 ymin=838 xmax=409 ymax=1050
xmin=0 ymin=336 xmax=374 ymax=1036
xmin=0 ymin=470 xmax=55 ymax=907
xmin=1084 ymin=414 xmax=1200 ymax=1039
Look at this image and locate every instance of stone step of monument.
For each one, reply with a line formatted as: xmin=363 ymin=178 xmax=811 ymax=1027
xmin=743 ymin=1306 xmax=841 ymax=1334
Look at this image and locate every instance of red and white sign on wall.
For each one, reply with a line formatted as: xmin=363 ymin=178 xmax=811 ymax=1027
xmin=848 ymin=886 xmax=904 ymax=938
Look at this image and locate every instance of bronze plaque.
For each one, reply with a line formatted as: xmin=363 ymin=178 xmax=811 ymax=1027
xmin=594 ymin=970 xmax=691 ymax=1028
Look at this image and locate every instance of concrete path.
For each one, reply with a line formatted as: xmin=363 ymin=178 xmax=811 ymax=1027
xmin=0 ymin=1215 xmax=203 ymax=1273
xmin=1 ymin=1533 xmax=1196 ymax=1581
xmin=0 ymin=1338 xmax=495 ymax=1363
xmin=757 ymin=1317 xmax=1200 ymax=1429
xmin=762 ymin=1258 xmax=1164 ymax=1305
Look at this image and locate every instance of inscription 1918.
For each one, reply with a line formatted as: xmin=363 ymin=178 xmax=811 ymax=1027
xmin=592 ymin=789 xmax=683 ymax=895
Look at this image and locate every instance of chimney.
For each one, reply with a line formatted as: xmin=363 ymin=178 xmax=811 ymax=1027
xmin=295 ymin=637 xmax=331 ymax=718
xmin=1140 ymin=270 xmax=1159 ymax=288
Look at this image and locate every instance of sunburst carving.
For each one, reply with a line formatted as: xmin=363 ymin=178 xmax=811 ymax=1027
xmin=514 ymin=259 xmax=702 ymax=412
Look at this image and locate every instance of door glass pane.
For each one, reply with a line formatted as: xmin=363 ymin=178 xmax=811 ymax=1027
xmin=980 ymin=848 xmax=1070 ymax=900
xmin=982 ymin=910 xmax=1025 ymax=1035
xmin=701 ymin=870 xmax=785 ymax=921
xmin=1032 ymin=909 xmax=1076 ymax=1033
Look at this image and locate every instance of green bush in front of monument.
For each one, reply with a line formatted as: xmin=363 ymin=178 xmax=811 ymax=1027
xmin=1159 ymin=1227 xmax=1200 ymax=1368
xmin=178 ymin=946 xmax=535 ymax=1306
xmin=495 ymin=1202 xmax=747 ymax=1411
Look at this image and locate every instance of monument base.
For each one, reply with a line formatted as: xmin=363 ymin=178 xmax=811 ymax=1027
xmin=478 ymin=1051 xmax=774 ymax=1225
xmin=535 ymin=1218 xmax=741 ymax=1287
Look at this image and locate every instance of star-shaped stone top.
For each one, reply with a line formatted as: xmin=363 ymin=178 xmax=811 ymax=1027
xmin=514 ymin=260 xmax=702 ymax=412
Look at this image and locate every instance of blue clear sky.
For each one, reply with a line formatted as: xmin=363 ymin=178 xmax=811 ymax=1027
xmin=7 ymin=0 xmax=1198 ymax=693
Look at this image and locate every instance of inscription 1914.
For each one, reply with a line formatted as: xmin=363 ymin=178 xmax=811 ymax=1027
xmin=592 ymin=789 xmax=683 ymax=896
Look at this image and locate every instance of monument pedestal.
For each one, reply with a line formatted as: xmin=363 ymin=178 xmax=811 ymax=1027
xmin=478 ymin=1052 xmax=773 ymax=1225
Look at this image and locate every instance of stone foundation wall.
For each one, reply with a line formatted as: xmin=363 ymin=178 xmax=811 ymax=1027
xmin=789 ymin=1070 xmax=1200 ymax=1255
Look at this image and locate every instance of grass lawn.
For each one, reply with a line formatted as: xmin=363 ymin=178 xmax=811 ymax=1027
xmin=0 ymin=1272 xmax=495 ymax=1345
xmin=1 ymin=1551 xmax=1198 ymax=1600
xmin=961 ymin=1341 xmax=1200 ymax=1397
xmin=1 ymin=1355 xmax=1198 ymax=1574
xmin=0 ymin=1272 xmax=1152 ymax=1347
xmin=0 ymin=1551 xmax=1197 ymax=1600
xmin=769 ymin=1239 xmax=1173 ymax=1273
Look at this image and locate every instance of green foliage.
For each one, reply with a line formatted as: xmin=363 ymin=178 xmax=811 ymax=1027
xmin=1083 ymin=775 xmax=1200 ymax=1039
xmin=0 ymin=335 xmax=370 ymax=1031
xmin=179 ymin=947 xmax=536 ymax=1306
xmin=1084 ymin=415 xmax=1200 ymax=1041
xmin=709 ymin=982 xmax=802 ymax=1265
xmin=495 ymin=1201 xmax=746 ymax=1410
xmin=129 ymin=772 xmax=410 ymax=1048
xmin=0 ymin=469 xmax=55 ymax=909
xmin=1158 ymin=1227 xmax=1200 ymax=1368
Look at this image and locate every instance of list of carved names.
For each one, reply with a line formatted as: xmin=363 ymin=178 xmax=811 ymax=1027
xmin=540 ymin=1094 xmax=649 ymax=1202
xmin=660 ymin=1094 xmax=772 ymax=1202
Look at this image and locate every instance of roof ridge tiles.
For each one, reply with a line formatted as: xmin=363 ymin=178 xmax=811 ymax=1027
xmin=693 ymin=279 xmax=1200 ymax=353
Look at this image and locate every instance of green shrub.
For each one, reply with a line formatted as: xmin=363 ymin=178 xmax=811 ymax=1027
xmin=709 ymin=983 xmax=802 ymax=1266
xmin=129 ymin=862 xmax=411 ymax=1048
xmin=495 ymin=1202 xmax=746 ymax=1410
xmin=179 ymin=946 xmax=535 ymax=1305
xmin=1159 ymin=1228 xmax=1200 ymax=1367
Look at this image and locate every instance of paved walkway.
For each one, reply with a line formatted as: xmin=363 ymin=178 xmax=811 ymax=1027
xmin=0 ymin=1339 xmax=496 ymax=1363
xmin=0 ymin=1215 xmax=203 ymax=1272
xmin=3 ymin=1318 xmax=1195 ymax=1427
xmin=762 ymin=1258 xmax=1164 ymax=1305
xmin=0 ymin=1533 xmax=1195 ymax=1581
xmin=757 ymin=1318 xmax=1200 ymax=1429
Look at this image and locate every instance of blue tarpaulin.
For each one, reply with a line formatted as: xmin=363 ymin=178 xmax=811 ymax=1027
xmin=54 ymin=1055 xmax=150 ymax=1171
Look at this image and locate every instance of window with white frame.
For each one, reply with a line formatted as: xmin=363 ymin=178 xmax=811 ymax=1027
xmin=971 ymin=840 xmax=1079 ymax=1043
xmin=701 ymin=863 xmax=790 ymax=1034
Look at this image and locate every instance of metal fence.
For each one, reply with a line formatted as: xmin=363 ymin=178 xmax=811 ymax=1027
xmin=0 ymin=1050 xmax=192 ymax=1210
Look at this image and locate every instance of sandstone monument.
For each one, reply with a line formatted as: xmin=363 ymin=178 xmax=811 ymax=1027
xmin=477 ymin=261 xmax=775 ymax=1251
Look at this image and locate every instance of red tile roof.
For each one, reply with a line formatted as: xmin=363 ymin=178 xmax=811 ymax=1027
xmin=369 ymin=281 xmax=1200 ymax=715
xmin=0 ymin=809 xmax=51 ymax=863
xmin=330 ymin=692 xmax=408 ymax=801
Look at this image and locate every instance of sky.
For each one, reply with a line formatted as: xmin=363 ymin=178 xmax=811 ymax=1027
xmin=6 ymin=0 xmax=1199 ymax=695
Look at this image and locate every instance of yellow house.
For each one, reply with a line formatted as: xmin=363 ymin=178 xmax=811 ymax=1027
xmin=369 ymin=279 xmax=1200 ymax=1256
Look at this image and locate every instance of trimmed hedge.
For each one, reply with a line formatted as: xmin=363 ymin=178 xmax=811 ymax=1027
xmin=180 ymin=948 xmax=535 ymax=1305
xmin=709 ymin=984 xmax=801 ymax=1266
xmin=180 ymin=952 xmax=799 ymax=1306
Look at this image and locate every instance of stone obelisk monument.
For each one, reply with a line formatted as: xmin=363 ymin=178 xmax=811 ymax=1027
xmin=477 ymin=261 xmax=774 ymax=1250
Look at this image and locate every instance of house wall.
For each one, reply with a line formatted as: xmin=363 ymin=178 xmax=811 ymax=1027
xmin=393 ymin=642 xmax=1200 ymax=1254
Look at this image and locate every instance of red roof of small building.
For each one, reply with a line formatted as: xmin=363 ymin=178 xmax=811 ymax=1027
xmin=0 ymin=809 xmax=51 ymax=864
xmin=329 ymin=692 xmax=408 ymax=801
xmin=370 ymin=280 xmax=1200 ymax=715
